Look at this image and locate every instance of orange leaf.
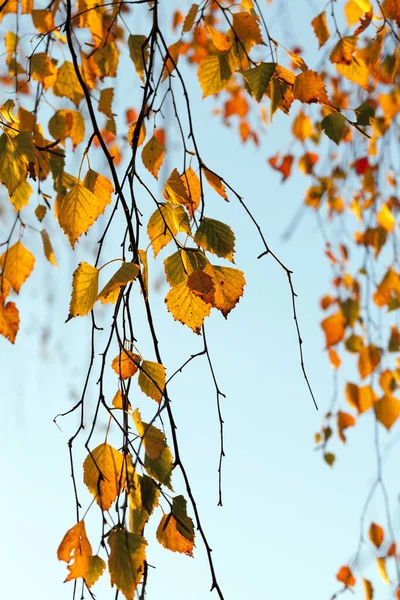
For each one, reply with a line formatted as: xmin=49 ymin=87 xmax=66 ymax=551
xmin=337 ymin=410 xmax=356 ymax=442
xmin=293 ymin=70 xmax=330 ymax=104
xmin=358 ymin=345 xmax=381 ymax=379
xmin=345 ymin=382 xmax=376 ymax=414
xmin=369 ymin=522 xmax=384 ymax=548
xmin=268 ymin=153 xmax=294 ymax=181
xmin=0 ymin=241 xmax=35 ymax=293
xmin=0 ymin=300 xmax=19 ymax=343
xmin=112 ymin=350 xmax=141 ymax=380
xmin=57 ymin=521 xmax=92 ymax=582
xmin=328 ymin=348 xmax=341 ymax=369
xmin=311 ymin=11 xmax=330 ymax=47
xmin=336 ymin=565 xmax=356 ymax=587
xmin=375 ymin=394 xmax=400 ymax=430
xmin=321 ymin=312 xmax=346 ymax=347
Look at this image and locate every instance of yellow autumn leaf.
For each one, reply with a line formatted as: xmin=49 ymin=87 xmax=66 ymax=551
xmin=232 ymin=11 xmax=263 ymax=47
xmin=99 ymin=88 xmax=114 ymax=118
xmin=375 ymin=394 xmax=400 ymax=430
xmin=147 ymin=202 xmax=191 ymax=257
xmin=138 ymin=360 xmax=166 ymax=403
xmin=376 ymin=557 xmax=390 ymax=584
xmin=83 ymin=443 xmax=126 ymax=510
xmin=345 ymin=0 xmax=372 ymax=26
xmin=198 ymin=55 xmax=232 ymax=98
xmin=0 ymin=133 xmax=27 ymax=195
xmin=30 ymin=52 xmax=58 ymax=90
xmin=362 ymin=579 xmax=373 ymax=600
xmin=112 ymin=350 xmax=141 ymax=380
xmin=321 ymin=312 xmax=346 ymax=347
xmin=98 ymin=262 xmax=139 ymax=304
xmin=0 ymin=301 xmax=19 ymax=344
xmin=293 ymin=70 xmax=330 ymax=104
xmin=203 ymin=168 xmax=228 ymax=199
xmin=311 ymin=11 xmax=330 ymax=48
xmin=336 ymin=57 xmax=369 ymax=89
xmin=162 ymin=41 xmax=181 ymax=81
xmin=165 ymin=279 xmax=211 ymax=333
xmin=9 ymin=181 xmax=32 ymax=211
xmin=377 ymin=203 xmax=395 ymax=232
xmin=31 ymin=9 xmax=55 ymax=33
xmin=48 ymin=109 xmax=85 ymax=148
xmin=358 ymin=344 xmax=381 ymax=379
xmin=57 ymin=520 xmax=92 ymax=582
xmin=58 ymin=181 xmax=111 ymax=248
xmin=345 ymin=382 xmax=376 ymax=413
xmin=142 ymin=135 xmax=164 ymax=179
xmin=78 ymin=0 xmax=103 ymax=42
xmin=156 ymin=515 xmax=194 ymax=556
xmin=68 ymin=262 xmax=99 ymax=319
xmin=53 ymin=62 xmax=84 ymax=107
xmin=108 ymin=528 xmax=147 ymax=600
xmin=373 ymin=267 xmax=400 ymax=307
xmin=292 ymin=111 xmax=314 ymax=141
xmin=181 ymin=167 xmax=201 ymax=216
xmin=0 ymin=241 xmax=35 ymax=293
xmin=204 ymin=264 xmax=246 ymax=317
xmin=40 ymin=229 xmax=57 ymax=267
xmin=133 ymin=409 xmax=167 ymax=459
xmin=206 ymin=24 xmax=232 ymax=51
xmin=163 ymin=168 xmax=190 ymax=206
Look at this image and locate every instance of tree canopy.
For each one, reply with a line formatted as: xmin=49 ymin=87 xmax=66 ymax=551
xmin=1 ymin=0 xmax=400 ymax=598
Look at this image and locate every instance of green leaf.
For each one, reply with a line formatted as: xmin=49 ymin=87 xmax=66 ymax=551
xmin=138 ymin=361 xmax=166 ymax=403
xmin=144 ymin=447 xmax=174 ymax=490
xmin=240 ymin=63 xmax=275 ymax=102
xmin=133 ymin=409 xmax=168 ymax=459
xmin=324 ymin=452 xmax=335 ymax=466
xmin=355 ymin=103 xmax=375 ymax=126
xmin=321 ymin=113 xmax=347 ymax=144
xmin=147 ymin=203 xmax=191 ymax=257
xmin=85 ymin=555 xmax=106 ymax=589
xmin=164 ymin=249 xmax=207 ymax=287
xmin=108 ymin=528 xmax=147 ymax=600
xmin=198 ymin=54 xmax=232 ymax=98
xmin=194 ymin=217 xmax=235 ymax=261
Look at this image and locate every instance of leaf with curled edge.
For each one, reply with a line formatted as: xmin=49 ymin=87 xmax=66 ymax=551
xmin=57 ymin=520 xmax=92 ymax=582
xmin=97 ymin=262 xmax=139 ymax=304
xmin=203 ymin=263 xmax=245 ymax=317
xmin=83 ymin=443 xmax=126 ymax=510
xmin=68 ymin=262 xmax=99 ymax=320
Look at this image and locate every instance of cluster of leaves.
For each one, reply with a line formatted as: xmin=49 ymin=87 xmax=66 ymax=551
xmin=2 ymin=0 xmax=400 ymax=598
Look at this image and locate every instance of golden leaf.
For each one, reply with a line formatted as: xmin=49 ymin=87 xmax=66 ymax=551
xmin=9 ymin=181 xmax=32 ymax=211
xmin=345 ymin=0 xmax=372 ymax=26
xmin=99 ymin=88 xmax=114 ymax=118
xmin=292 ymin=111 xmax=314 ymax=141
xmin=232 ymin=11 xmax=264 ymax=47
xmin=163 ymin=168 xmax=190 ymax=206
xmin=156 ymin=515 xmax=194 ymax=556
xmin=311 ymin=11 xmax=330 ymax=47
xmin=0 ymin=241 xmax=35 ymax=293
xmin=206 ymin=24 xmax=232 ymax=51
xmin=162 ymin=41 xmax=181 ymax=81
xmin=48 ymin=109 xmax=85 ymax=148
xmin=78 ymin=0 xmax=103 ymax=42
xmin=142 ymin=135 xmax=165 ymax=179
xmin=31 ymin=9 xmax=55 ymax=33
xmin=198 ymin=55 xmax=232 ymax=98
xmin=362 ymin=579 xmax=373 ymax=600
xmin=133 ymin=409 xmax=167 ymax=459
xmin=181 ymin=167 xmax=201 ymax=216
xmin=0 ymin=133 xmax=27 ymax=195
xmin=183 ymin=3 xmax=199 ymax=33
xmin=83 ymin=443 xmax=126 ymax=510
xmin=373 ymin=268 xmax=400 ymax=307
xmin=40 ymin=229 xmax=57 ymax=267
xmin=58 ymin=181 xmax=111 ymax=248
xmin=377 ymin=203 xmax=395 ymax=232
xmin=336 ymin=57 xmax=369 ymax=89
xmin=165 ymin=279 xmax=211 ymax=333
xmin=330 ymin=36 xmax=357 ymax=65
xmin=112 ymin=350 xmax=141 ymax=380
xmin=375 ymin=394 xmax=400 ymax=430
xmin=128 ymin=35 xmax=149 ymax=81
xmin=68 ymin=262 xmax=99 ymax=319
xmin=321 ymin=312 xmax=346 ymax=347
xmin=57 ymin=520 xmax=92 ymax=582
xmin=336 ymin=565 xmax=356 ymax=586
xmin=377 ymin=557 xmax=391 ymax=584
xmin=53 ymin=62 xmax=84 ymax=107
xmin=293 ymin=70 xmax=330 ymax=104
xmin=203 ymin=168 xmax=227 ymax=199
xmin=147 ymin=202 xmax=191 ymax=257
xmin=358 ymin=345 xmax=381 ymax=379
xmin=108 ymin=528 xmax=147 ymax=600
xmin=0 ymin=301 xmax=19 ymax=344
xmin=138 ymin=361 xmax=166 ymax=403
xmin=98 ymin=262 xmax=139 ymax=304
xmin=337 ymin=410 xmax=356 ymax=442
xmin=345 ymin=382 xmax=376 ymax=414
xmin=204 ymin=264 xmax=246 ymax=317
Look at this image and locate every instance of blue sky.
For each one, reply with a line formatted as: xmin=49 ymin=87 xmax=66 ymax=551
xmin=1 ymin=1 xmax=398 ymax=599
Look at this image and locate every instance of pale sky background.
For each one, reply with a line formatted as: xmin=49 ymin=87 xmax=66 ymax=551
xmin=0 ymin=1 xmax=399 ymax=599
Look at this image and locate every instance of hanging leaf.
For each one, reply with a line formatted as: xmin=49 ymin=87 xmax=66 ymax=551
xmin=240 ymin=63 xmax=275 ymax=102
xmin=83 ymin=443 xmax=126 ymax=510
xmin=165 ymin=279 xmax=211 ymax=333
xmin=53 ymin=62 xmax=85 ymax=107
xmin=0 ymin=301 xmax=19 ymax=344
xmin=85 ymin=555 xmax=106 ymax=589
xmin=112 ymin=350 xmax=141 ymax=380
xmin=202 ymin=168 xmax=228 ymax=199
xmin=368 ymin=523 xmax=384 ymax=548
xmin=138 ymin=361 xmax=166 ymax=403
xmin=293 ymin=70 xmax=330 ymax=104
xmin=182 ymin=3 xmax=198 ymax=33
xmin=133 ymin=409 xmax=168 ymax=459
xmin=98 ymin=262 xmax=139 ymax=304
xmin=203 ymin=264 xmax=246 ymax=317
xmin=337 ymin=411 xmax=356 ymax=442
xmin=336 ymin=565 xmax=356 ymax=587
xmin=68 ymin=262 xmax=99 ymax=320
xmin=321 ymin=113 xmax=347 ymax=144
xmin=0 ymin=241 xmax=35 ymax=293
xmin=48 ymin=110 xmax=85 ymax=148
xmin=374 ymin=394 xmax=400 ymax=430
xmin=358 ymin=345 xmax=381 ymax=379
xmin=128 ymin=35 xmax=149 ymax=81
xmin=311 ymin=11 xmax=330 ymax=47
xmin=345 ymin=383 xmax=376 ymax=414
xmin=194 ymin=218 xmax=235 ymax=261
xmin=142 ymin=135 xmax=165 ymax=179
xmin=198 ymin=55 xmax=232 ymax=98
xmin=376 ymin=557 xmax=390 ymax=584
xmin=147 ymin=203 xmax=191 ymax=257
xmin=0 ymin=133 xmax=27 ymax=195
xmin=57 ymin=520 xmax=92 ymax=582
xmin=40 ymin=229 xmax=57 ymax=267
xmin=156 ymin=502 xmax=195 ymax=556
xmin=164 ymin=249 xmax=207 ymax=287
xmin=108 ymin=528 xmax=147 ymax=600
xmin=232 ymin=11 xmax=264 ymax=47
xmin=144 ymin=446 xmax=174 ymax=490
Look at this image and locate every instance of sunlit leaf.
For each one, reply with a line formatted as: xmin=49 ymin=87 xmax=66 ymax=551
xmin=376 ymin=557 xmax=390 ymax=584
xmin=40 ymin=229 xmax=57 ymax=267
xmin=362 ymin=578 xmax=373 ymax=600
xmin=232 ymin=11 xmax=263 ymax=47
xmin=133 ymin=409 xmax=168 ymax=459
xmin=204 ymin=264 xmax=245 ymax=317
xmin=0 ymin=241 xmax=35 ymax=293
xmin=165 ymin=279 xmax=211 ymax=333
xmin=198 ymin=55 xmax=232 ymax=98
xmin=0 ymin=301 xmax=19 ymax=344
xmin=147 ymin=203 xmax=191 ymax=257
xmin=142 ymin=135 xmax=165 ymax=179
xmin=112 ymin=350 xmax=141 ymax=380
xmin=48 ymin=110 xmax=85 ymax=148
xmin=311 ymin=11 xmax=330 ymax=47
xmin=156 ymin=497 xmax=195 ymax=556
xmin=336 ymin=565 xmax=356 ymax=587
xmin=83 ymin=443 xmax=126 ymax=510
xmin=375 ymin=394 xmax=400 ymax=430
xmin=138 ymin=361 xmax=166 ymax=403
xmin=240 ymin=63 xmax=275 ymax=102
xmin=57 ymin=520 xmax=92 ymax=582
xmin=0 ymin=133 xmax=27 ymax=195
xmin=358 ymin=345 xmax=381 ymax=379
xmin=68 ymin=262 xmax=99 ymax=319
xmin=294 ymin=70 xmax=330 ymax=104
xmin=194 ymin=218 xmax=235 ymax=261
xmin=345 ymin=383 xmax=376 ymax=414
xmin=321 ymin=113 xmax=347 ymax=144
xmin=85 ymin=555 xmax=106 ymax=589
xmin=98 ymin=263 xmax=139 ymax=304
xmin=369 ymin=522 xmax=384 ymax=548
xmin=321 ymin=312 xmax=346 ymax=347
xmin=53 ymin=62 xmax=84 ymax=107
xmin=202 ymin=168 xmax=227 ymax=199
xmin=337 ymin=410 xmax=356 ymax=442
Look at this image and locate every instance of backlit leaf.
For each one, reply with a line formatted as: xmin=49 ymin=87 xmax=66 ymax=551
xmin=133 ymin=409 xmax=167 ymax=459
xmin=165 ymin=279 xmax=211 ymax=333
xmin=194 ymin=217 xmax=235 ymax=261
xmin=147 ymin=203 xmax=191 ymax=257
xmin=156 ymin=498 xmax=195 ymax=557
xmin=362 ymin=579 xmax=373 ymax=600
xmin=337 ymin=411 xmax=356 ymax=442
xmin=240 ymin=63 xmax=275 ymax=102
xmin=128 ymin=35 xmax=149 ymax=81
xmin=311 ymin=11 xmax=330 ymax=47
xmin=0 ymin=241 xmax=35 ymax=293
xmin=336 ymin=565 xmax=356 ymax=587
xmin=85 ymin=555 xmax=106 ymax=588
xmin=369 ymin=522 xmax=384 ymax=548
xmin=358 ymin=345 xmax=381 ymax=379
xmin=53 ymin=62 xmax=84 ymax=107
xmin=321 ymin=312 xmax=346 ymax=347
xmin=9 ymin=181 xmax=32 ymax=211
xmin=57 ymin=520 xmax=92 ymax=582
xmin=98 ymin=263 xmax=139 ymax=304
xmin=292 ymin=111 xmax=314 ymax=141
xmin=336 ymin=57 xmax=369 ymax=89
xmin=232 ymin=11 xmax=263 ymax=47
xmin=112 ymin=350 xmax=141 ymax=380
xmin=164 ymin=249 xmax=207 ymax=287
xmin=48 ymin=110 xmax=85 ymax=148
xmin=0 ymin=133 xmax=27 ymax=195
xmin=58 ymin=182 xmax=111 ymax=248
xmin=68 ymin=262 xmax=99 ymax=319
xmin=0 ymin=301 xmax=19 ymax=344
xmin=198 ymin=55 xmax=232 ymax=98
xmin=183 ymin=4 xmax=198 ymax=32
xmin=108 ymin=528 xmax=147 ymax=600
xmin=330 ymin=36 xmax=357 ymax=65
xmin=142 ymin=135 xmax=164 ymax=179
xmin=293 ymin=70 xmax=330 ymax=104
xmin=203 ymin=263 xmax=245 ymax=317
xmin=345 ymin=383 xmax=376 ymax=414
xmin=144 ymin=446 xmax=174 ymax=490
xmin=99 ymin=88 xmax=114 ymax=118
xmin=41 ymin=229 xmax=57 ymax=267
xmin=375 ymin=394 xmax=400 ymax=430
xmin=377 ymin=557 xmax=390 ymax=584
xmin=83 ymin=443 xmax=126 ymax=510
xmin=138 ymin=361 xmax=166 ymax=403
xmin=203 ymin=168 xmax=227 ymax=199
xmin=321 ymin=113 xmax=347 ymax=144
xmin=206 ymin=24 xmax=231 ymax=52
